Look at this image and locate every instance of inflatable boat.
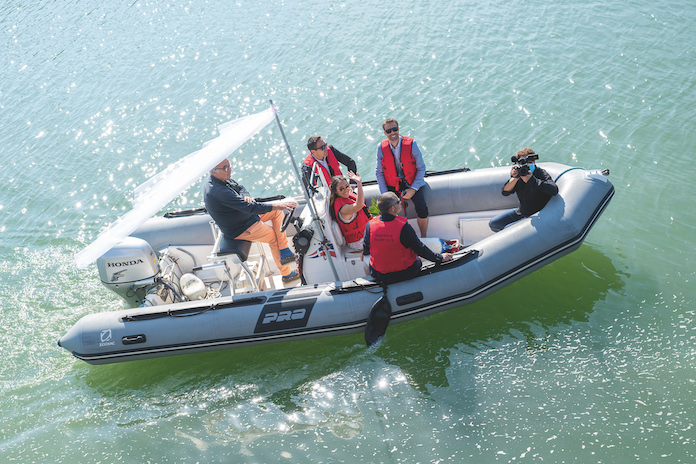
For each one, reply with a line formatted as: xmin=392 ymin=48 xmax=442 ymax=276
xmin=58 ymin=106 xmax=614 ymax=365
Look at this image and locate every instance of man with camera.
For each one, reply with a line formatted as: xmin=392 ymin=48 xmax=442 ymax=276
xmin=489 ymin=147 xmax=559 ymax=232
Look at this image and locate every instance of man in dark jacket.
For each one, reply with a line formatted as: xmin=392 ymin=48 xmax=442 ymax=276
xmin=489 ymin=147 xmax=559 ymax=232
xmin=302 ymin=136 xmax=357 ymax=190
xmin=363 ymin=192 xmax=451 ymax=284
xmin=204 ymin=158 xmax=300 ymax=282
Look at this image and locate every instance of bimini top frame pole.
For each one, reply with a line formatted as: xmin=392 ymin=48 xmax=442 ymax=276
xmin=269 ymin=100 xmax=340 ymax=283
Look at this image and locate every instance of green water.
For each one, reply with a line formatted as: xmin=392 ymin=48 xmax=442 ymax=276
xmin=1 ymin=0 xmax=694 ymax=462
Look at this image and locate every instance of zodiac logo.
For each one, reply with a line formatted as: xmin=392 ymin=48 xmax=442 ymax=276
xmin=100 ymin=329 xmax=112 ymax=343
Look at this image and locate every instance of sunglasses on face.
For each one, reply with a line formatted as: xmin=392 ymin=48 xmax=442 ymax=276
xmin=314 ymin=143 xmax=327 ymax=151
xmin=217 ymin=165 xmax=231 ymax=172
xmin=384 ymin=127 xmax=399 ymax=134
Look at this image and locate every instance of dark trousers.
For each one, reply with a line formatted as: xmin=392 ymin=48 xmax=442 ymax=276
xmin=390 ymin=187 xmax=429 ymax=219
xmin=370 ymin=258 xmax=422 ymax=285
xmin=489 ymin=208 xmax=523 ymax=232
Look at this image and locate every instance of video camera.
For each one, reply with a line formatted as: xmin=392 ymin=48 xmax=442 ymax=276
xmin=510 ymin=154 xmax=539 ymax=177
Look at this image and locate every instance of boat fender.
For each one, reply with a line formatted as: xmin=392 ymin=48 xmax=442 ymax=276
xmin=365 ymin=286 xmax=392 ymax=347
xmin=180 ymin=273 xmax=207 ymax=300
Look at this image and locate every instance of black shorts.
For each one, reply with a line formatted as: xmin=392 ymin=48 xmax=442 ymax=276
xmin=389 ymin=186 xmax=429 ymax=218
xmin=408 ymin=187 xmax=429 ymax=218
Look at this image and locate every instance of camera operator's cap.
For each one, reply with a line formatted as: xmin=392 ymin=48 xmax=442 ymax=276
xmin=377 ymin=192 xmax=400 ymax=214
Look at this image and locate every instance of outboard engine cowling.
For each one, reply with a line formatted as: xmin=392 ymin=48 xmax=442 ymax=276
xmin=97 ymin=237 xmax=159 ymax=306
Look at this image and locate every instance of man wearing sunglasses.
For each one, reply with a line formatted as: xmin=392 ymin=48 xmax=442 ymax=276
xmin=375 ymin=118 xmax=430 ymax=237
xmin=302 ymin=136 xmax=357 ymax=190
xmin=363 ymin=192 xmax=451 ymax=284
xmin=204 ymin=158 xmax=301 ymax=283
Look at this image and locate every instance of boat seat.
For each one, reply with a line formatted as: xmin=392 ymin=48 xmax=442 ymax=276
xmin=207 ymin=221 xmax=266 ymax=294
xmin=218 ymin=236 xmax=252 ymax=262
xmin=330 ymin=220 xmax=370 ymax=278
xmin=330 ymin=220 xmax=345 ymax=247
xmin=331 ymin=220 xmax=366 ymax=257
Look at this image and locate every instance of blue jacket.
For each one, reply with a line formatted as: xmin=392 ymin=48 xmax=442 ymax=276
xmin=203 ymin=175 xmax=272 ymax=239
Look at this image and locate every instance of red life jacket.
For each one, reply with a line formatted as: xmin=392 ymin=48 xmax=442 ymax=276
xmin=368 ymin=216 xmax=417 ymax=274
xmin=333 ymin=194 xmax=372 ymax=244
xmin=303 ymin=147 xmax=343 ymax=185
xmin=380 ymin=136 xmax=417 ymax=191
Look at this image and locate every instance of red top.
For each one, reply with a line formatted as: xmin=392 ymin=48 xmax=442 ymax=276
xmin=333 ymin=194 xmax=371 ymax=244
xmin=368 ymin=216 xmax=417 ymax=273
xmin=303 ymin=147 xmax=343 ymax=185
xmin=380 ymin=136 xmax=416 ymax=191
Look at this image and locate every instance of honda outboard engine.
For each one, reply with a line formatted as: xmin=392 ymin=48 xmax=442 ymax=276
xmin=97 ymin=237 xmax=159 ymax=306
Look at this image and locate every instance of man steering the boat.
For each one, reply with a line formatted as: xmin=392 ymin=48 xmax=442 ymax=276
xmin=489 ymin=147 xmax=559 ymax=232
xmin=302 ymin=136 xmax=358 ymax=191
xmin=363 ymin=192 xmax=451 ymax=284
xmin=204 ymin=159 xmax=301 ymax=283
xmin=375 ymin=118 xmax=430 ymax=237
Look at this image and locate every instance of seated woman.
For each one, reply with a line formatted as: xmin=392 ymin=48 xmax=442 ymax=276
xmin=329 ymin=172 xmax=372 ymax=251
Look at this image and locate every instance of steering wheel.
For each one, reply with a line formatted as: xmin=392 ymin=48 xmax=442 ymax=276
xmin=280 ymin=210 xmax=294 ymax=233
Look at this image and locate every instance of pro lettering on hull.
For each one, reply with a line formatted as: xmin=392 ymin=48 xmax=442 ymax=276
xmin=254 ymin=298 xmax=317 ymax=333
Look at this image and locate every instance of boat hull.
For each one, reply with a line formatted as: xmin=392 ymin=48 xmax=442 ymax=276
xmin=59 ymin=164 xmax=614 ymax=364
